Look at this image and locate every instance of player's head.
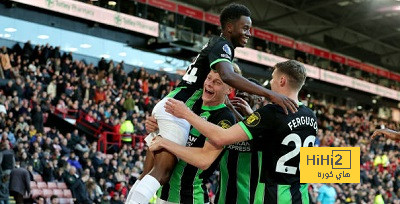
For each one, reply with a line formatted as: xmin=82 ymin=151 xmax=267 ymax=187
xmin=270 ymin=60 xmax=306 ymax=93
xmin=202 ymin=71 xmax=233 ymax=106
xmin=220 ymin=3 xmax=252 ymax=48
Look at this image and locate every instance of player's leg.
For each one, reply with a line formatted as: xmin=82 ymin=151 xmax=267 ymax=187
xmin=126 ymin=97 xmax=190 ymax=204
xmin=140 ymin=147 xmax=155 ymax=180
xmin=125 ymin=147 xmax=154 ymax=202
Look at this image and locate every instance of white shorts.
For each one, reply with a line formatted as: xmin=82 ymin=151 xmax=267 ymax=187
xmin=145 ymin=97 xmax=191 ymax=146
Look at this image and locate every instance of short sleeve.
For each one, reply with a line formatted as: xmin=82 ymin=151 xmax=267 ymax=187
xmin=214 ymin=109 xmax=236 ymax=130
xmin=208 ymin=41 xmax=233 ymax=70
xmin=238 ymin=105 xmax=275 ymax=142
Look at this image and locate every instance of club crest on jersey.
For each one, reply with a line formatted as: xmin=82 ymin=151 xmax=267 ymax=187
xmin=222 ymin=44 xmax=231 ymax=56
xmin=218 ymin=120 xmax=232 ymax=129
xmin=245 ymin=112 xmax=261 ymax=127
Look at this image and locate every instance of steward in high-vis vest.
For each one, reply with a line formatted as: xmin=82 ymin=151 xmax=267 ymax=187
xmin=120 ymin=116 xmax=134 ymax=143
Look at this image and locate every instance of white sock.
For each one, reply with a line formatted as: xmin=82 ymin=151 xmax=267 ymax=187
xmin=126 ymin=179 xmax=140 ymax=203
xmin=130 ymin=175 xmax=160 ymax=204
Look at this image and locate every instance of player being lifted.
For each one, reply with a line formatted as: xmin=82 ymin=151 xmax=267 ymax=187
xmin=126 ymin=4 xmax=298 ymax=204
xmin=163 ymin=60 xmax=318 ymax=204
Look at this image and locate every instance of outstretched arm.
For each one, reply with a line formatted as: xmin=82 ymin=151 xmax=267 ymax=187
xmin=216 ymin=62 xmax=297 ymax=114
xmin=165 ymin=99 xmax=248 ymax=147
xmin=371 ymin=129 xmax=400 ymax=141
xmin=150 ymin=136 xmax=223 ymax=170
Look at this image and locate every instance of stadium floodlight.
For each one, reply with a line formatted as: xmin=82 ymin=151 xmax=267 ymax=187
xmin=108 ymin=1 xmax=116 ymax=6
xmin=3 ymin=34 xmax=11 ymax=38
xmin=4 ymin=28 xmax=17 ymax=32
xmin=154 ymin=59 xmax=165 ymax=64
xmin=80 ymin=44 xmax=92 ymax=48
xmin=37 ymin=35 xmax=49 ymax=39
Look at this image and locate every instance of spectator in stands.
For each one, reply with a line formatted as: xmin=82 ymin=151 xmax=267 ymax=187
xmin=317 ymin=184 xmax=337 ymax=204
xmin=50 ymin=195 xmax=59 ymax=204
xmin=123 ymin=92 xmax=135 ymax=116
xmin=9 ymin=164 xmax=31 ymax=204
xmin=35 ymin=195 xmax=45 ymax=204
xmin=41 ymin=151 xmax=55 ymax=182
xmin=75 ymin=137 xmax=90 ymax=158
xmin=0 ymin=173 xmax=10 ymax=204
xmin=86 ymin=178 xmax=102 ymax=203
xmin=0 ymin=141 xmax=15 ymax=175
xmin=0 ymin=46 xmax=12 ymax=79
xmin=31 ymin=105 xmax=44 ymax=134
xmin=29 ymin=152 xmax=42 ymax=174
xmin=14 ymin=116 xmax=28 ymax=135
xmin=63 ymin=166 xmax=91 ymax=203
xmin=95 ymin=87 xmax=106 ymax=104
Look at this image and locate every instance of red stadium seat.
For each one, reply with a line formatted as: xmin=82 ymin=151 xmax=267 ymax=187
xmin=33 ymin=174 xmax=43 ymax=182
xmin=47 ymin=182 xmax=57 ymax=189
xmin=37 ymin=181 xmax=47 ymax=189
xmin=57 ymin=182 xmax=68 ymax=189
xmin=63 ymin=189 xmax=72 ymax=198
xmin=43 ymin=189 xmax=53 ymax=198
xmin=59 ymin=198 xmax=74 ymax=204
xmin=53 ymin=189 xmax=64 ymax=197
xmin=30 ymin=181 xmax=37 ymax=189
xmin=31 ymin=189 xmax=43 ymax=198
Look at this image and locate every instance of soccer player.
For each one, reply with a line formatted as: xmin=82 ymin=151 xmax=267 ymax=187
xmin=164 ymin=60 xmax=318 ymax=204
xmin=152 ymin=70 xmax=236 ymax=203
xmin=149 ymin=78 xmax=264 ymax=204
xmin=127 ymin=4 xmax=298 ymax=204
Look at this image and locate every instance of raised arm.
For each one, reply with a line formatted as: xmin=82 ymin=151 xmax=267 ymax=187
xmin=164 ymin=99 xmax=248 ymax=147
xmin=371 ymin=128 xmax=400 ymax=141
xmin=216 ymin=62 xmax=297 ymax=114
xmin=150 ymin=137 xmax=223 ymax=170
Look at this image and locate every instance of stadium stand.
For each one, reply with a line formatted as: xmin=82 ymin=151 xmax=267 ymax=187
xmin=0 ymin=0 xmax=399 ymax=203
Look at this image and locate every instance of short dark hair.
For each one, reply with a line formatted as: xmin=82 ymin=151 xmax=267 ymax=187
xmin=220 ymin=3 xmax=251 ymax=29
xmin=274 ymin=60 xmax=306 ymax=90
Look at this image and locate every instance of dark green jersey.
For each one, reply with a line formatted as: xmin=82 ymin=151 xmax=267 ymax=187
xmin=157 ymin=104 xmax=235 ymax=204
xmin=179 ymin=36 xmax=235 ymax=89
xmin=215 ymin=143 xmax=265 ymax=204
xmin=166 ymin=36 xmax=235 ymax=113
xmin=239 ymin=103 xmax=318 ymax=204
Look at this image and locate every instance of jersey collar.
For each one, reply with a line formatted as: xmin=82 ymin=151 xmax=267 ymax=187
xmin=201 ymin=103 xmax=226 ymax=111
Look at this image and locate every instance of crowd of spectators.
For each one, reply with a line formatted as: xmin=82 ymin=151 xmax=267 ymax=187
xmin=0 ymin=40 xmax=177 ymax=203
xmin=306 ymin=99 xmax=400 ymax=204
xmin=79 ymin=0 xmax=400 ymax=92
xmin=0 ymin=38 xmax=399 ymax=204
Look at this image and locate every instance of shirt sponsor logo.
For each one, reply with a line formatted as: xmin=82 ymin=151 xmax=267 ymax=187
xmin=218 ymin=120 xmax=232 ymax=129
xmin=220 ymin=54 xmax=230 ymax=59
xmin=226 ymin=141 xmax=251 ymax=152
xmin=244 ymin=112 xmax=261 ymax=127
xmin=222 ymin=44 xmax=231 ymax=56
